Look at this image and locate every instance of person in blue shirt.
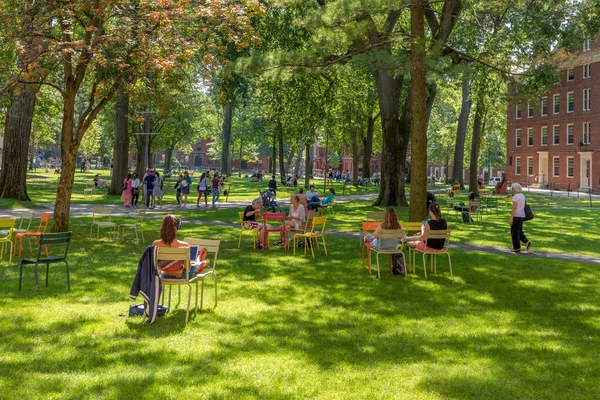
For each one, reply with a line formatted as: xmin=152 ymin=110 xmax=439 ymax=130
xmin=144 ymin=170 xmax=156 ymax=208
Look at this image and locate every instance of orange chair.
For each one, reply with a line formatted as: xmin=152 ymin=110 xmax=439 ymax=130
xmin=262 ymin=212 xmax=288 ymax=251
xmin=14 ymin=213 xmax=51 ymax=257
xmin=361 ymin=221 xmax=382 ymax=272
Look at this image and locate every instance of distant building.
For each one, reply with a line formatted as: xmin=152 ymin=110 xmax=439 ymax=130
xmin=506 ymin=33 xmax=600 ymax=191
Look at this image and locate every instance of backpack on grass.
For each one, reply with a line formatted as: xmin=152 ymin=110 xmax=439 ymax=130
xmin=391 ymin=253 xmax=406 ymax=276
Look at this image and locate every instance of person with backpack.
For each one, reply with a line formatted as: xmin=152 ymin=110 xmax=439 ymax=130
xmin=363 ymin=208 xmax=403 ymax=251
xmin=196 ymin=172 xmax=208 ymax=207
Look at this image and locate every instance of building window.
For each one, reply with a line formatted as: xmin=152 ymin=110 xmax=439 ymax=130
xmin=516 ymin=157 xmax=521 ymax=175
xmin=528 ymin=102 xmax=534 ymax=118
xmin=553 ymin=125 xmax=560 ymax=145
xmin=583 ymin=88 xmax=591 ymax=111
xmin=516 ymin=129 xmax=521 ymax=147
xmin=553 ymin=157 xmax=560 ymax=177
xmin=583 ymin=36 xmax=591 ymax=52
xmin=541 ymin=126 xmax=548 ymax=146
xmin=516 ymin=104 xmax=522 ymax=119
xmin=583 ymin=122 xmax=591 ymax=144
xmin=527 ymin=157 xmax=534 ymax=175
xmin=527 ymin=128 xmax=534 ymax=146
xmin=567 ymin=124 xmax=574 ymax=144
xmin=567 ymin=91 xmax=574 ymax=112
xmin=541 ymin=97 xmax=548 ymax=116
xmin=568 ymin=68 xmax=575 ymax=81
xmin=567 ymin=157 xmax=574 ymax=178
xmin=553 ymin=94 xmax=560 ymax=114
xmin=583 ymin=63 xmax=591 ymax=78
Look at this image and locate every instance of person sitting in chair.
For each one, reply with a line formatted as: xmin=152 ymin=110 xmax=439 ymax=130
xmin=453 ymin=191 xmax=478 ymax=223
xmin=406 ymin=203 xmax=447 ymax=251
xmin=308 ymin=188 xmax=335 ymax=211
xmin=364 ymin=208 xmax=403 ymax=250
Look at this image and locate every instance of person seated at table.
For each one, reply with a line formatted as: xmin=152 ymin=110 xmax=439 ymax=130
xmin=453 ymin=191 xmax=478 ymax=222
xmin=273 ymin=194 xmax=305 ymax=246
xmin=364 ymin=208 xmax=403 ymax=250
xmin=308 ymin=187 xmax=335 ymax=211
xmin=244 ymin=198 xmax=265 ymax=248
xmin=406 ymin=203 xmax=448 ymax=251
xmin=153 ymin=215 xmax=206 ymax=278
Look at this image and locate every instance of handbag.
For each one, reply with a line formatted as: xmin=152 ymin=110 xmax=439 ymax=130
xmin=524 ymin=203 xmax=534 ymax=221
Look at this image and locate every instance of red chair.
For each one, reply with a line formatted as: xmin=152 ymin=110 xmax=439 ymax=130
xmin=262 ymin=212 xmax=288 ymax=251
xmin=14 ymin=213 xmax=51 ymax=257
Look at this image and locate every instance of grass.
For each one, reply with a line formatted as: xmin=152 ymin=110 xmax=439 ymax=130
xmin=0 ymin=177 xmax=599 ymax=398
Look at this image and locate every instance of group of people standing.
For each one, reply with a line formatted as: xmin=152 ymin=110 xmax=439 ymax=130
xmin=121 ymin=169 xmax=226 ymax=209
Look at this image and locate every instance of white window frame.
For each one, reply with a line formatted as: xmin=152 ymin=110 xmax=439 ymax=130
xmin=527 ymin=157 xmax=534 ymax=175
xmin=583 ymin=122 xmax=591 ymax=144
xmin=527 ymin=127 xmax=534 ymax=146
xmin=553 ymin=94 xmax=560 ymax=114
xmin=553 ymin=157 xmax=560 ymax=177
xmin=567 ymin=91 xmax=574 ymax=113
xmin=567 ymin=68 xmax=575 ymax=81
xmin=541 ymin=97 xmax=548 ymax=116
xmin=516 ymin=129 xmax=522 ymax=147
xmin=583 ymin=63 xmax=591 ymax=78
xmin=528 ymin=101 xmax=534 ymax=118
xmin=516 ymin=104 xmax=522 ymax=119
xmin=567 ymin=123 xmax=574 ymax=145
xmin=541 ymin=126 xmax=548 ymax=146
xmin=583 ymin=36 xmax=591 ymax=52
xmin=583 ymin=88 xmax=591 ymax=111
xmin=553 ymin=125 xmax=560 ymax=145
xmin=516 ymin=157 xmax=521 ymax=176
xmin=567 ymin=156 xmax=574 ymax=178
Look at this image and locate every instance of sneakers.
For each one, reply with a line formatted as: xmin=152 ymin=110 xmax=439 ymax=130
xmin=526 ymin=241 xmax=532 ymax=251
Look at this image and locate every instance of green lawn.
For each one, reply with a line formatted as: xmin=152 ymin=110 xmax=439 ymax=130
xmin=0 ymin=178 xmax=599 ymax=398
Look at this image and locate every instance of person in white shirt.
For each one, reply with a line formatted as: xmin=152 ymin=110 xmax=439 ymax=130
xmin=131 ymin=173 xmax=141 ymax=208
xmin=509 ymin=183 xmax=531 ymax=253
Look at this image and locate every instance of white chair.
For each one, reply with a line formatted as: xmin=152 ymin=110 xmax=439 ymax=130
xmin=118 ymin=209 xmax=145 ymax=243
xmin=412 ymin=229 xmax=452 ymax=278
xmin=184 ymin=238 xmax=220 ymax=310
xmin=89 ymin=207 xmax=116 ymax=239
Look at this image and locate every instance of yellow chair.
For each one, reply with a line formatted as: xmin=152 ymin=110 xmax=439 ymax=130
xmin=155 ymin=246 xmax=196 ymax=324
xmin=238 ymin=211 xmax=258 ymax=249
xmin=0 ymin=219 xmax=16 ymax=263
xmin=294 ymin=216 xmax=327 ymax=258
xmin=367 ymin=228 xmax=406 ymax=279
xmin=118 ymin=209 xmax=145 ymax=243
xmin=89 ymin=207 xmax=116 ymax=239
xmin=402 ymin=221 xmax=423 ymax=270
xmin=184 ymin=238 xmax=220 ymax=310
xmin=412 ymin=229 xmax=452 ymax=278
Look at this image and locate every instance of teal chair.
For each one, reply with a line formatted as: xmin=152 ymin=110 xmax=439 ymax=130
xmin=19 ymin=232 xmax=72 ymax=293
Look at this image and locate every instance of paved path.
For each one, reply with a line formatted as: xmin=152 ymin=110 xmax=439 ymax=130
xmin=2 ymin=192 xmax=599 ymax=265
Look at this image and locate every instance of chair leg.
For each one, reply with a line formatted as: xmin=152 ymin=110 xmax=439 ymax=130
xmin=185 ymin=284 xmax=192 ymax=324
xmin=46 ymin=262 xmax=49 ymax=287
xmin=34 ymin=262 xmax=40 ymax=292
xmin=376 ymin=253 xmax=381 ymax=279
xmin=200 ymin=280 xmax=205 ymax=310
xmin=447 ymin=253 xmax=453 ymax=277
xmin=422 ymin=254 xmax=428 ymax=279
xmin=65 ymin=260 xmax=70 ymax=291
xmin=322 ymin=236 xmax=327 ymax=255
xmin=310 ymin=238 xmax=315 ymax=258
xmin=195 ymin=281 xmax=199 ymax=314
xmin=9 ymin=242 xmax=13 ymax=263
xmin=19 ymin=262 xmax=23 ymax=290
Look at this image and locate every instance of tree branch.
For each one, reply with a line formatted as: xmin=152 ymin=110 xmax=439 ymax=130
xmin=16 ymin=78 xmax=65 ymax=97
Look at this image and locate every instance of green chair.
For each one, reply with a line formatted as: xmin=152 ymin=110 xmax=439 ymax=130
xmin=19 ymin=232 xmax=72 ymax=293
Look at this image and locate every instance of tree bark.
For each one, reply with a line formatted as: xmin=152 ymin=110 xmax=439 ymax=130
xmin=165 ymin=145 xmax=174 ymax=172
xmin=304 ymin=141 xmax=312 ymax=188
xmin=408 ymin=0 xmax=428 ymax=222
xmin=220 ymin=101 xmax=234 ymax=174
xmin=362 ymin=113 xmax=375 ymax=179
xmin=271 ymin=131 xmax=277 ymax=174
xmin=277 ymin=121 xmax=286 ymax=182
xmin=109 ymin=88 xmax=129 ymax=195
xmin=452 ymin=71 xmax=471 ymax=188
xmin=295 ymin=145 xmax=303 ymax=177
xmin=469 ymin=101 xmax=484 ymax=195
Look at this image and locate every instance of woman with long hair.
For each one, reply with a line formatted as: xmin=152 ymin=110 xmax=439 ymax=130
xmin=121 ymin=173 xmax=132 ymax=207
xmin=131 ymin=173 xmax=140 ymax=208
xmin=364 ymin=208 xmax=403 ymax=250
xmin=273 ymin=194 xmax=305 ymax=246
xmin=406 ymin=203 xmax=448 ymax=251
xmin=196 ymin=172 xmax=208 ymax=207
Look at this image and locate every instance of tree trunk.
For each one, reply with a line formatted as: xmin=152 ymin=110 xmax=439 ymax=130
xmin=220 ymin=101 xmax=234 ymax=174
xmin=108 ymin=88 xmax=129 ymax=195
xmin=362 ymin=113 xmax=375 ymax=179
xmin=277 ymin=122 xmax=286 ymax=182
xmin=372 ymin=62 xmax=406 ymax=207
xmin=295 ymin=145 xmax=303 ymax=177
xmin=304 ymin=141 xmax=312 ymax=188
xmin=408 ymin=0 xmax=428 ymax=222
xmin=469 ymin=101 xmax=484 ymax=195
xmin=165 ymin=145 xmax=174 ymax=171
xmin=285 ymin=144 xmax=296 ymax=176
xmin=271 ymin=131 xmax=277 ymax=174
xmin=452 ymin=71 xmax=471 ymax=188
xmin=239 ymin=142 xmax=243 ymax=177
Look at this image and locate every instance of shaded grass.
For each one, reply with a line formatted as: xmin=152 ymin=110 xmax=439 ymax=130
xmin=1 ymin=216 xmax=600 ymax=399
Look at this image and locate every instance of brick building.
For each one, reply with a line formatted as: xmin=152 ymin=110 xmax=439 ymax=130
xmin=506 ymin=34 xmax=600 ymax=191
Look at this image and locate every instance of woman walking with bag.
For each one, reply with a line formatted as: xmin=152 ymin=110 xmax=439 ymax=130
xmin=121 ymin=173 xmax=133 ymax=207
xmin=131 ymin=173 xmax=140 ymax=208
xmin=509 ymin=183 xmax=531 ymax=253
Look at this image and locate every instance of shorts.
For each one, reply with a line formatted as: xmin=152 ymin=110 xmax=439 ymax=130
xmin=243 ymin=221 xmax=261 ymax=230
xmin=416 ymin=241 xmax=439 ymax=251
